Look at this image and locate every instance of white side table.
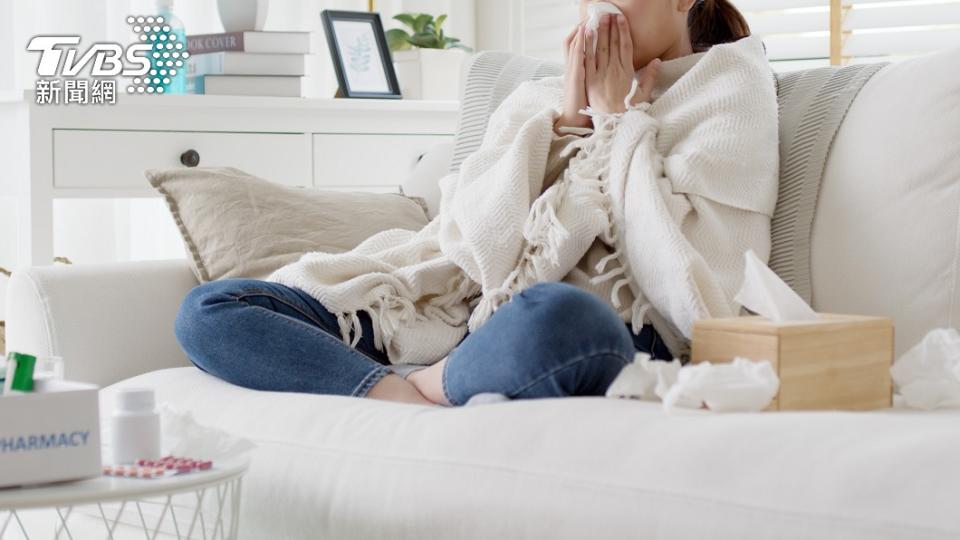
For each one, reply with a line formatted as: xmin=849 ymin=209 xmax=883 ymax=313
xmin=0 ymin=458 xmax=248 ymax=539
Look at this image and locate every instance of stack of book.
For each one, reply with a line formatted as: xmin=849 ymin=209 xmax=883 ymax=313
xmin=186 ymin=31 xmax=311 ymax=97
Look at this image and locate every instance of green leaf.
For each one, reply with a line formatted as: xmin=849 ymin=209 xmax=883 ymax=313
xmin=413 ymin=13 xmax=433 ymax=34
xmin=409 ymin=31 xmax=442 ymax=49
xmin=393 ymin=14 xmax=418 ymax=31
xmin=443 ymin=37 xmax=472 ymax=51
xmin=391 ymin=11 xmax=469 ymax=50
xmin=386 ymin=28 xmax=413 ymax=52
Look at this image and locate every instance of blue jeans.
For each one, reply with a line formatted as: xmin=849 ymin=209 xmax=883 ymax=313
xmin=175 ymin=279 xmax=674 ymax=406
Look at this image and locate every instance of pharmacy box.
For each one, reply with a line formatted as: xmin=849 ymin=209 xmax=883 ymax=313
xmin=0 ymin=380 xmax=101 ymax=488
xmin=691 ymin=314 xmax=894 ymax=411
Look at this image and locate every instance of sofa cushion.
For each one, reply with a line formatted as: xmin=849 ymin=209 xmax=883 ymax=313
xmin=146 ymin=167 xmax=430 ymax=283
xmin=103 ymin=368 xmax=960 ymax=540
xmin=449 ymin=52 xmax=563 ymax=174
xmin=769 ymin=63 xmax=886 ymax=303
xmin=810 ymin=46 xmax=960 ymax=356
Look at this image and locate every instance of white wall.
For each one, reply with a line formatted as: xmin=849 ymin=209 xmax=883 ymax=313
xmin=476 ymin=0 xmax=520 ymax=53
xmin=0 ymin=1 xmax=15 ymax=97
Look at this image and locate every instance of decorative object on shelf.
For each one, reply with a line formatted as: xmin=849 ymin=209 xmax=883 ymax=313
xmin=217 ymin=0 xmax=270 ymax=33
xmin=153 ymin=0 xmax=188 ymax=94
xmin=385 ymin=13 xmax=471 ymax=52
xmin=387 ymin=13 xmax=472 ymax=100
xmin=321 ymin=10 xmax=402 ymax=99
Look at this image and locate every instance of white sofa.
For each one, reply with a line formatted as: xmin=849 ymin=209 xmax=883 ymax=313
xmin=7 ymin=47 xmax=960 ymax=539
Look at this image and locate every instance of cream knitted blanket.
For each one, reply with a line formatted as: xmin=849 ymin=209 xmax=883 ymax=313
xmin=268 ymin=35 xmax=779 ymax=365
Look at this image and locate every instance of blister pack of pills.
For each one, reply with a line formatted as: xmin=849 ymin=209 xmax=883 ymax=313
xmin=102 ymin=455 xmax=214 ymax=479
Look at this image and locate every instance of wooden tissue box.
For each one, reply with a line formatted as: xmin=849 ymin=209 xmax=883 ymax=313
xmin=691 ymin=314 xmax=894 ymax=411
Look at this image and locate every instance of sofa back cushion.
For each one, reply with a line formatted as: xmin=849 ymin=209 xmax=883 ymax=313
xmin=810 ymin=46 xmax=960 ymax=355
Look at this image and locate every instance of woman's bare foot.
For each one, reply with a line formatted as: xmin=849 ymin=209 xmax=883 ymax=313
xmin=365 ymin=373 xmax=436 ymax=406
xmin=407 ymin=357 xmax=452 ymax=406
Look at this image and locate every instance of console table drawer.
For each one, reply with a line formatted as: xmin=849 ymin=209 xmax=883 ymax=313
xmin=53 ymin=130 xmax=310 ymax=189
xmin=312 ymin=134 xmax=451 ymax=190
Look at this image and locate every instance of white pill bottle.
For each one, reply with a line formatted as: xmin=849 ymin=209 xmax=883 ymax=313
xmin=111 ymin=388 xmax=162 ymax=464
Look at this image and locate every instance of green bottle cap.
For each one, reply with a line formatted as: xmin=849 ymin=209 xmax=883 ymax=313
xmin=8 ymin=352 xmax=37 ymax=392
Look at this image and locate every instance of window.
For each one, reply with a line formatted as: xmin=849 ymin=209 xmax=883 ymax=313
xmin=520 ymin=0 xmax=579 ymax=62
xmin=512 ymin=0 xmax=960 ymax=72
xmin=737 ymin=0 xmax=960 ymax=71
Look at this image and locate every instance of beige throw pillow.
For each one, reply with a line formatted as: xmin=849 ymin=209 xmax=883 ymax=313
xmin=146 ymin=167 xmax=430 ymax=283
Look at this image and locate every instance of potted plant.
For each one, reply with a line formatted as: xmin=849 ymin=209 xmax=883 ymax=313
xmin=386 ymin=13 xmax=472 ymax=100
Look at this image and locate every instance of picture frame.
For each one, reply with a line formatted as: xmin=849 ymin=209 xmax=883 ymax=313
xmin=321 ymin=10 xmax=402 ymax=99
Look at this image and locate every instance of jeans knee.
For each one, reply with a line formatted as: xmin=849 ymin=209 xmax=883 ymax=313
xmin=176 ymin=283 xmax=212 ymax=352
xmin=513 ymin=282 xmax=634 ymax=358
xmin=175 ymin=280 xmax=245 ymax=354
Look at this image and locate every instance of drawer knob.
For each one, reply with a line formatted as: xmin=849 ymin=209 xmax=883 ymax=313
xmin=180 ymin=149 xmax=200 ymax=168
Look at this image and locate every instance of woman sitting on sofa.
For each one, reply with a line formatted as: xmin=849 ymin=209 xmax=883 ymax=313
xmin=175 ymin=0 xmax=780 ymax=407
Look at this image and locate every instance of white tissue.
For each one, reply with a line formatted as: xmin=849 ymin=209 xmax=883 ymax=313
xmin=606 ymin=353 xmax=780 ymax=413
xmin=585 ymin=2 xmax=624 ymax=54
xmin=734 ymin=249 xmax=818 ymax=323
xmin=605 ymin=352 xmax=683 ymax=402
xmin=891 ymin=328 xmax=960 ymax=410
xmin=662 ymin=358 xmax=780 ymax=413
xmin=159 ymin=404 xmax=256 ymax=462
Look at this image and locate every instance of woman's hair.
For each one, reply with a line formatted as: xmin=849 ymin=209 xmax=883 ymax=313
xmin=687 ymin=0 xmax=751 ymax=53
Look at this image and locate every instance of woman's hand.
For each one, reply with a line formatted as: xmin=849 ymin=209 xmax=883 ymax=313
xmin=554 ymin=23 xmax=591 ymax=134
xmin=585 ymin=13 xmax=661 ymax=114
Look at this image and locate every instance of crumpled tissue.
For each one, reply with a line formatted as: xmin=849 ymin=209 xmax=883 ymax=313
xmin=606 ymin=353 xmax=780 ymax=413
xmin=159 ymin=404 xmax=256 ymax=461
xmin=734 ymin=249 xmax=818 ymax=323
xmin=662 ymin=358 xmax=780 ymax=413
xmin=605 ymin=353 xmax=682 ymax=402
xmin=891 ymin=327 xmax=960 ymax=410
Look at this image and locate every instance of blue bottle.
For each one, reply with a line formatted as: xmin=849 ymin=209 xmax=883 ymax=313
xmin=148 ymin=0 xmax=187 ymax=94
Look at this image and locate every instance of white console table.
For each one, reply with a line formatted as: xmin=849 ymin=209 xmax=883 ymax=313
xmin=0 ymin=93 xmax=459 ymax=267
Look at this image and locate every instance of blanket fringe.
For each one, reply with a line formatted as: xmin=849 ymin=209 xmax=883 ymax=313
xmin=466 ymin=97 xmax=658 ymax=334
xmin=568 ymin=101 xmax=655 ymax=332
xmin=332 ymin=284 xmax=434 ymax=354
xmin=524 ymin=181 xmax=572 ymax=268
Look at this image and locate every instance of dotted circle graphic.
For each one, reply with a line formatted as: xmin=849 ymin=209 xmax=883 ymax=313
xmin=126 ymin=14 xmax=187 ymax=95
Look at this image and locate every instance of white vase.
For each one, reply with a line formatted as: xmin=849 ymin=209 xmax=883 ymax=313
xmin=217 ymin=0 xmax=270 ymax=33
xmin=392 ymin=48 xmax=468 ymax=101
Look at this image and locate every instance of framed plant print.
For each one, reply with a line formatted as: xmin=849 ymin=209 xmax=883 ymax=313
xmin=321 ymin=10 xmax=403 ymax=99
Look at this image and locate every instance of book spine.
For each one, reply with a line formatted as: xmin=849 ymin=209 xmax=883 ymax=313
xmin=186 ymin=53 xmax=226 ymax=78
xmin=186 ymin=32 xmax=245 ymax=55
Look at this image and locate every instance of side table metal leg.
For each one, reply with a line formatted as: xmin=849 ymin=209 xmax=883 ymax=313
xmin=229 ymin=478 xmax=243 ymax=539
xmin=54 ymin=506 xmax=75 ymax=540
xmin=97 ymin=500 xmax=127 ymax=539
xmin=185 ymin=488 xmax=206 ymax=539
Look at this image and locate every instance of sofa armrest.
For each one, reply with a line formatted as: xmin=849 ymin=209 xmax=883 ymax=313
xmin=5 ymin=259 xmax=199 ymax=387
xmin=401 ymin=141 xmax=453 ymax=219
